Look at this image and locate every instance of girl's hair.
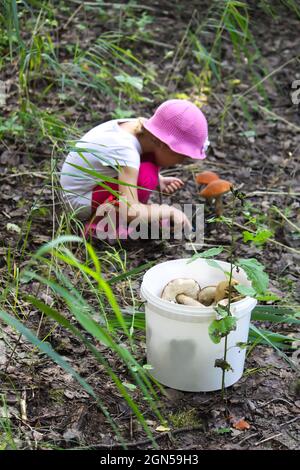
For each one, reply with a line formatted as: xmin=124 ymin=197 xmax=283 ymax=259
xmin=135 ymin=117 xmax=165 ymax=147
xmin=134 ymin=117 xmax=146 ymax=136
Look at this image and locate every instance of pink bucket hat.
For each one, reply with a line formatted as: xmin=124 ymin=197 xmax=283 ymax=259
xmin=143 ymin=99 xmax=209 ymax=159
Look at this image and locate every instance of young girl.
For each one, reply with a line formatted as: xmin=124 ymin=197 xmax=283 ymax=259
xmin=60 ymin=99 xmax=209 ymax=241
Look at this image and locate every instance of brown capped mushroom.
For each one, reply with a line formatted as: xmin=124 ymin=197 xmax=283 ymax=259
xmin=161 ymin=278 xmax=201 ymax=303
xmin=215 ymin=279 xmax=240 ymax=303
xmin=198 ymin=286 xmax=217 ymax=306
xmin=195 ymin=171 xmax=219 ymax=185
xmin=200 ymin=179 xmax=233 ymax=216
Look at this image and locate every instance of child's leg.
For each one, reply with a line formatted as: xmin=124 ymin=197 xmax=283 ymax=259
xmin=91 ymin=183 xmax=118 ymax=211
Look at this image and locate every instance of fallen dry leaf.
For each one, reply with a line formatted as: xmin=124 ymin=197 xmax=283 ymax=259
xmin=155 ymin=425 xmax=171 ymax=432
xmin=232 ymin=418 xmax=251 ymax=431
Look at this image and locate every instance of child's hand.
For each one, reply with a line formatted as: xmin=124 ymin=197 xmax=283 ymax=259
xmin=159 ymin=176 xmax=184 ymax=195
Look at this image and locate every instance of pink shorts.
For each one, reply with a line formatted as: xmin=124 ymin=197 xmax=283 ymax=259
xmin=85 ymin=159 xmax=159 ymax=240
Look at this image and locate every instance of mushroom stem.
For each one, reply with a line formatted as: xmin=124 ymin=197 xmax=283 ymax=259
xmin=215 ymin=196 xmax=223 ymax=216
xmin=176 ymin=294 xmax=204 ymax=306
xmin=199 ymin=179 xmax=232 ymax=217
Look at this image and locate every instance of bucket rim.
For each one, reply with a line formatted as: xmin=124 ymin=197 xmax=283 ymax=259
xmin=140 ymin=257 xmax=257 ymax=317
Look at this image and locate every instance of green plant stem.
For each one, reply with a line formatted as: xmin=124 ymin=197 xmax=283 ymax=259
xmin=221 ymin=192 xmax=238 ymax=399
xmin=221 ymin=335 xmax=228 ymax=399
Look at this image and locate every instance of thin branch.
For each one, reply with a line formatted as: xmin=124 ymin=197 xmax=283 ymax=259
xmin=254 ymin=433 xmax=282 ymax=446
xmin=272 ymin=206 xmax=300 ymax=233
xmin=71 ymin=425 xmax=204 ymax=450
xmin=1 ymin=172 xmax=48 ymax=180
xmin=246 ymin=191 xmax=300 ymax=198
xmin=234 ymin=56 xmax=298 ymax=101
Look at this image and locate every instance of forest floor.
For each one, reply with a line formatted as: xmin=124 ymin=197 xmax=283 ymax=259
xmin=0 ymin=0 xmax=300 ymax=450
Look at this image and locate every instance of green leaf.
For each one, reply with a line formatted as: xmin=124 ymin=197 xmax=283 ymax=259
xmin=251 ymin=305 xmax=300 ymax=325
xmin=114 ymin=74 xmax=143 ymax=91
xmin=250 ymin=327 xmax=298 ymax=346
xmin=214 ymin=358 xmax=233 ymax=372
xmin=249 ymin=324 xmax=299 ymax=370
xmin=237 ymin=258 xmax=269 ymax=295
xmin=214 ymin=304 xmax=230 ymax=319
xmin=123 ymin=382 xmax=137 ymax=391
xmin=238 ymin=130 xmax=256 ymax=138
xmin=215 ymin=427 xmax=232 ymax=434
xmin=34 ymin=235 xmax=83 ymax=258
xmin=255 ymin=292 xmax=281 ymax=302
xmin=188 ymin=246 xmax=224 ymax=263
xmin=112 ymin=108 xmax=135 ymax=119
xmin=235 ymin=284 xmax=256 ymax=297
xmin=208 ymin=316 xmax=237 ymax=344
xmin=243 ymin=229 xmax=273 ymax=245
xmin=206 ymin=259 xmax=225 ymax=271
xmin=107 ymin=261 xmax=155 ymax=285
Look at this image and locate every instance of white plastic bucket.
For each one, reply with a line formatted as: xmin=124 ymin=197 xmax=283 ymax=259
xmin=140 ymin=258 xmax=257 ymax=392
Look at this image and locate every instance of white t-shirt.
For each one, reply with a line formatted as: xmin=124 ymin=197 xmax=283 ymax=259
xmin=60 ymin=119 xmax=142 ymax=220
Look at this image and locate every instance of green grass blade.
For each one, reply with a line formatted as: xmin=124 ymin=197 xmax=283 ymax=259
xmin=0 ymin=309 xmax=126 ymax=446
xmin=251 ymin=305 xmax=300 ymax=325
xmin=107 ymin=261 xmax=155 ymax=285
xmin=25 ymin=296 xmax=157 ymax=446
xmin=249 ymin=324 xmax=299 ymax=371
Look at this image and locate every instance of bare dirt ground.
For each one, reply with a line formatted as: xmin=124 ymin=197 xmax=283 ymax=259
xmin=0 ymin=0 xmax=299 ymax=450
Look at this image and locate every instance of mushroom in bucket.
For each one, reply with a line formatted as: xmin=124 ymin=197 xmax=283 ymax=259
xmin=161 ymin=277 xmax=245 ymax=306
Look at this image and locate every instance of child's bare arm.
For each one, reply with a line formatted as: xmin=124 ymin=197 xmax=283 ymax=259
xmin=118 ymin=167 xmax=191 ymax=230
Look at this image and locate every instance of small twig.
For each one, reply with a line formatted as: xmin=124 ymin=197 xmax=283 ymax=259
xmin=254 ymin=433 xmax=282 ymax=446
xmin=279 ymin=416 xmax=300 ymax=428
xmin=256 ymin=105 xmax=300 ymax=133
xmin=67 ymin=0 xmax=158 ymax=13
xmin=260 ymin=397 xmax=294 ymax=409
xmin=234 ymin=56 xmax=298 ymax=102
xmin=272 ymin=206 xmax=300 ymax=233
xmin=130 ymin=416 xmax=133 ymax=441
xmin=246 ymin=191 xmax=300 ymax=198
xmin=184 ymin=242 xmax=231 ymax=250
xmin=4 ymin=333 xmax=23 ymax=374
xmin=63 ymin=3 xmax=84 ymax=30
xmin=1 ymin=172 xmax=48 ymax=180
xmin=164 ymin=9 xmax=197 ymax=88
xmin=20 ymin=389 xmax=28 ymax=422
xmin=237 ymin=432 xmax=260 ymax=445
xmin=72 ymin=425 xmax=204 ymax=450
xmin=158 ymin=187 xmax=163 ymax=205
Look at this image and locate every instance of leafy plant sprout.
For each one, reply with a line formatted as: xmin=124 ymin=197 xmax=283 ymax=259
xmin=189 ymin=186 xmax=300 ymax=399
